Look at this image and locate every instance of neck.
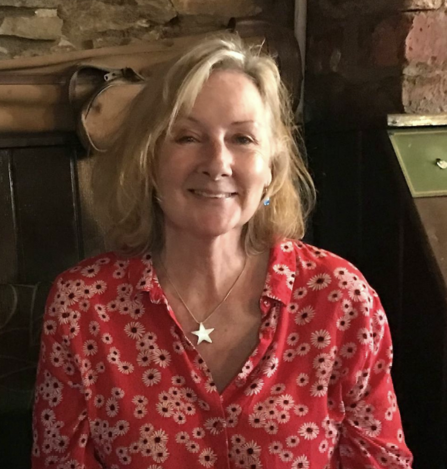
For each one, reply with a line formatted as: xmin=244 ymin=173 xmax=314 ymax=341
xmin=156 ymin=229 xmax=248 ymax=308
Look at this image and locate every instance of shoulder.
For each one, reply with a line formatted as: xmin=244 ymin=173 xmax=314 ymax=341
xmin=270 ymin=239 xmax=378 ymax=317
xmin=273 ymin=239 xmax=372 ymax=285
xmin=42 ymin=251 xmax=149 ymax=335
xmin=300 ymin=241 xmax=368 ymax=277
xmin=45 ymin=251 xmax=139 ymax=316
xmin=51 ymin=251 xmax=130 ymax=286
xmin=291 ymin=241 xmax=384 ymax=344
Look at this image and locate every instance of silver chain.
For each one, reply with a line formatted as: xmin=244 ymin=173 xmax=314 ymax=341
xmin=160 ymin=256 xmax=248 ymax=325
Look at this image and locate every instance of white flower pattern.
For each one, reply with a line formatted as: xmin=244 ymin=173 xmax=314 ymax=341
xmin=32 ymin=241 xmax=413 ymax=469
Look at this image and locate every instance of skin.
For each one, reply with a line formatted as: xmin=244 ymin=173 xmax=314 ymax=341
xmin=154 ymin=70 xmax=274 ymax=393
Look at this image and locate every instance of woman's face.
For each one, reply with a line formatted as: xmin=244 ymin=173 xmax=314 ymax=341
xmin=156 ymin=69 xmax=273 ymax=241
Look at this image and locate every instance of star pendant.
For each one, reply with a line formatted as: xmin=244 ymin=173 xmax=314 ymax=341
xmin=191 ymin=322 xmax=214 ymax=345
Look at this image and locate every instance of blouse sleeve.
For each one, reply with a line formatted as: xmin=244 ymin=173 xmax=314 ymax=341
xmin=32 ymin=275 xmax=102 ymax=469
xmin=337 ymin=286 xmax=413 ymax=468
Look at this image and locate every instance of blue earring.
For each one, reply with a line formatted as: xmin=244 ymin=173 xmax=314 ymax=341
xmin=263 ymin=198 xmax=270 ymax=206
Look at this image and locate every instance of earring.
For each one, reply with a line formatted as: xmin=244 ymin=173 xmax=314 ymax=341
xmin=263 ymin=198 xmax=270 ymax=206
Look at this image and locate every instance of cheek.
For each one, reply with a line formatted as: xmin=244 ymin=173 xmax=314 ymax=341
xmin=247 ymin=155 xmax=272 ymax=190
xmin=238 ymin=164 xmax=270 ymax=208
xmin=156 ymin=142 xmax=187 ymax=184
xmin=157 ymin=156 xmax=189 ymax=193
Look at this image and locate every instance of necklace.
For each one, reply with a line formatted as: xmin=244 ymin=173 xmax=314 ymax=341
xmin=161 ymin=256 xmax=248 ymax=345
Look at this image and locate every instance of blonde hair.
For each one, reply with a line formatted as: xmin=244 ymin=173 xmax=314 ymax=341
xmin=92 ymin=33 xmax=315 ymax=255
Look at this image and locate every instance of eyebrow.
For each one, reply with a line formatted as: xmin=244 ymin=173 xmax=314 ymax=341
xmin=183 ymin=116 xmax=258 ymax=126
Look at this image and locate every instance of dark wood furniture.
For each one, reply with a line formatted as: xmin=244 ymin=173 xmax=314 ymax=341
xmin=0 ymin=133 xmax=98 ymax=469
xmin=307 ymin=127 xmax=447 ymax=469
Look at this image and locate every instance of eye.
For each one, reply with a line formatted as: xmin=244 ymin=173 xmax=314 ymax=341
xmin=176 ymin=135 xmax=198 ymax=144
xmin=234 ymin=135 xmax=254 ymax=145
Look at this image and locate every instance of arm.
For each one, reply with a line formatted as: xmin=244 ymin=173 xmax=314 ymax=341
xmin=338 ymin=291 xmax=413 ymax=468
xmin=32 ymin=276 xmax=102 ymax=469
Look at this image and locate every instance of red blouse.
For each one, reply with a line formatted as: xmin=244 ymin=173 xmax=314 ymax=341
xmin=32 ymin=240 xmax=413 ymax=469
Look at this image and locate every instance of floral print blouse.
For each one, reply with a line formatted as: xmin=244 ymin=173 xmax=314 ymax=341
xmin=32 ymin=240 xmax=413 ymax=469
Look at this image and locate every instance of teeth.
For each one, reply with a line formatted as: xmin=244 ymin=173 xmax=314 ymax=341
xmin=192 ymin=190 xmax=234 ymax=199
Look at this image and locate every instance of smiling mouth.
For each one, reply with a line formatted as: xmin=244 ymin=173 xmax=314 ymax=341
xmin=189 ymin=190 xmax=237 ymax=199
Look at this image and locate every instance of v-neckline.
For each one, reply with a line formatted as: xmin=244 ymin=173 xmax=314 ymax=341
xmin=148 ymin=249 xmax=277 ymax=397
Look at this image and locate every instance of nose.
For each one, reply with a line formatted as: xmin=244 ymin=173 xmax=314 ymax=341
xmin=200 ymin=138 xmax=232 ymax=180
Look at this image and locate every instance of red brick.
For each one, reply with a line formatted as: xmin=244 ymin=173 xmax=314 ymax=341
xmin=405 ymin=11 xmax=447 ymax=66
xmin=306 ymin=0 xmax=447 ymax=125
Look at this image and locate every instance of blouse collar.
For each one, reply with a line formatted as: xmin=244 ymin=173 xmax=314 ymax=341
xmin=128 ymin=240 xmax=297 ymax=308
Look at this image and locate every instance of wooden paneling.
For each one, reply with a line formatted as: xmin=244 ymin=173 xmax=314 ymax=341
xmin=12 ymin=146 xmax=81 ymax=284
xmin=0 ymin=150 xmax=18 ymax=283
xmin=414 ymin=197 xmax=447 ymax=293
xmin=0 ymin=139 xmax=90 ymax=418
xmin=0 ymin=135 xmax=90 ymax=469
xmin=400 ymin=214 xmax=447 ymax=464
xmin=0 ymin=283 xmax=50 ymax=404
xmin=0 ymin=132 xmax=78 ymax=150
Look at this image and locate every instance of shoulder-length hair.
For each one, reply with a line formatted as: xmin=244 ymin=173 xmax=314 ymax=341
xmin=92 ymin=33 xmax=315 ymax=256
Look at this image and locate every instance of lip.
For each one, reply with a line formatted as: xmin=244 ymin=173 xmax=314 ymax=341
xmin=188 ymin=189 xmax=237 ymax=199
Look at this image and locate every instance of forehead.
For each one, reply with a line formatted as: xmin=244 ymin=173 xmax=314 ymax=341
xmin=187 ymin=69 xmax=268 ymax=123
xmin=201 ymin=69 xmax=259 ymax=93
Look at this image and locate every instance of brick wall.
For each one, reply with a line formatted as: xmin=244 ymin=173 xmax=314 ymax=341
xmin=306 ymin=0 xmax=447 ymax=126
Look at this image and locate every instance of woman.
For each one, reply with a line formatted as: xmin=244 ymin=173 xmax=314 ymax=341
xmin=32 ymin=35 xmax=413 ymax=468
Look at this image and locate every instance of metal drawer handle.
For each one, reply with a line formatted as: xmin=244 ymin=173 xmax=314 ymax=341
xmin=436 ymin=158 xmax=447 ymax=170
